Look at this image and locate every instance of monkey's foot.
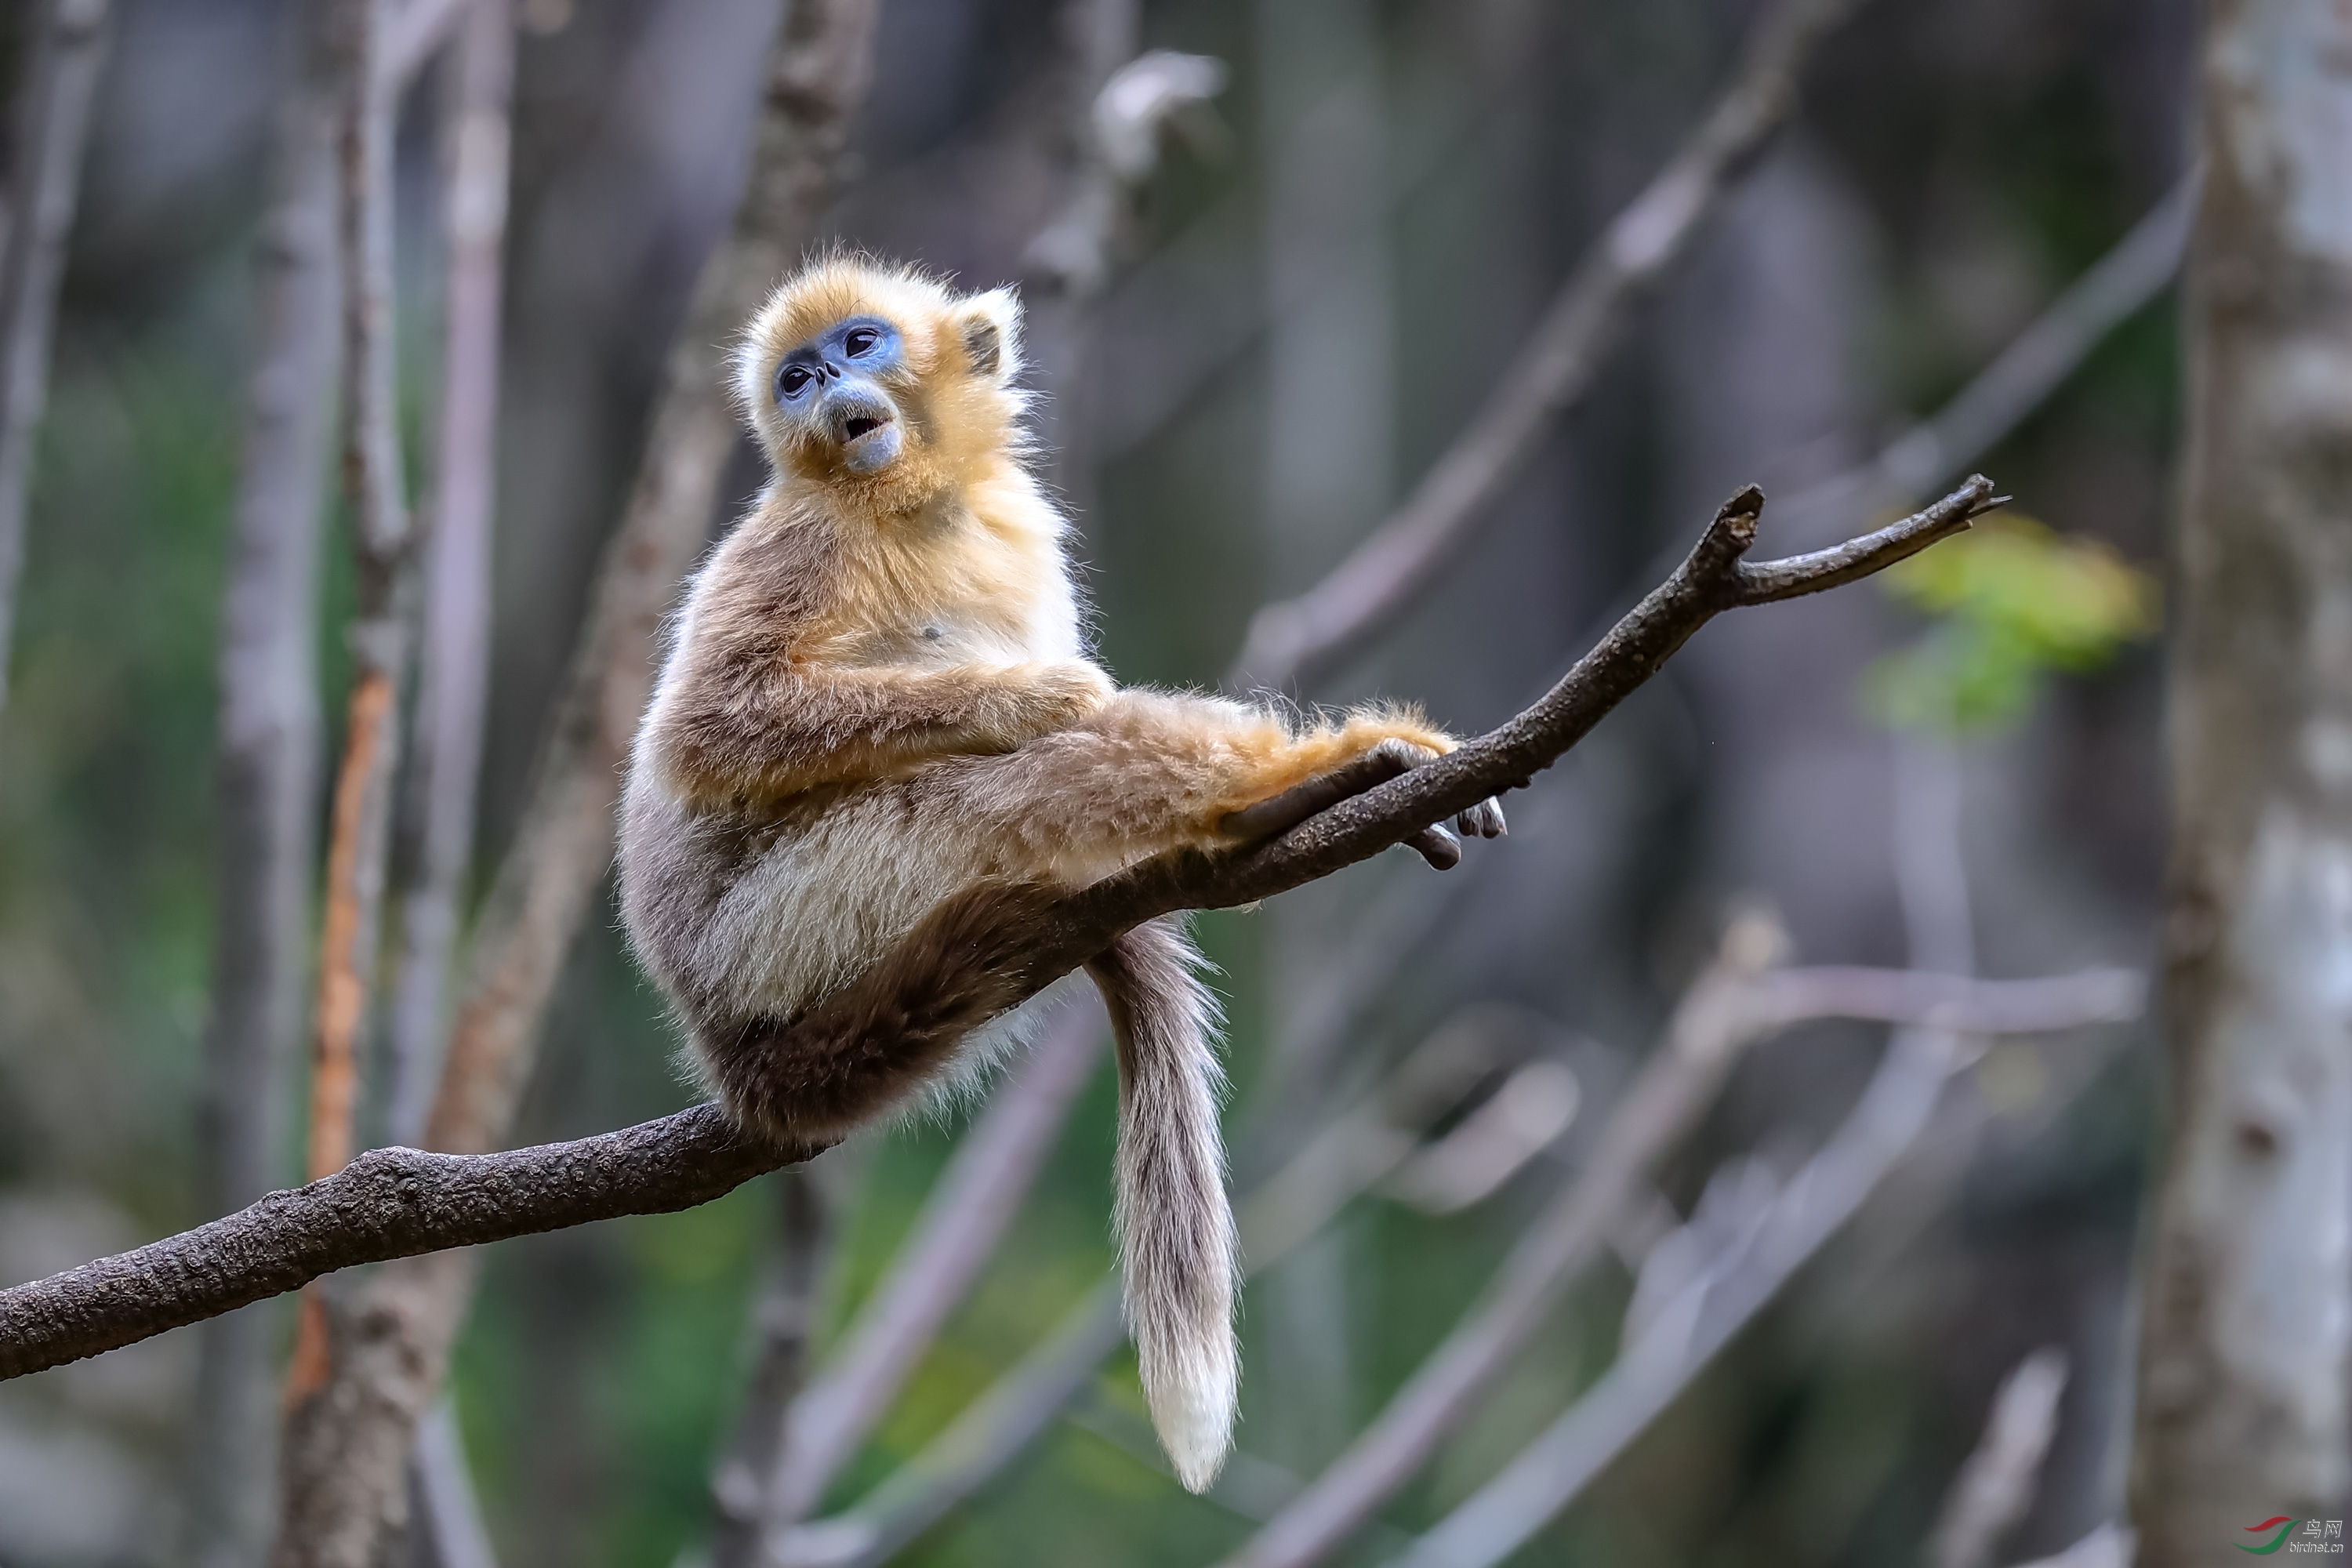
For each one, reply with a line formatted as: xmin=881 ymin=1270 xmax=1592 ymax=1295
xmin=1218 ymin=738 xmax=1507 ymax=870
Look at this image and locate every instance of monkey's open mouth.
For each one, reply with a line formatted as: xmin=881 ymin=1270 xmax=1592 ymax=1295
xmin=842 ymin=416 xmax=887 ymax=442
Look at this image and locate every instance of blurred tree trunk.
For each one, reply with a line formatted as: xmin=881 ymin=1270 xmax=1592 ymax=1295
xmin=2130 ymin=1 xmax=2352 ymax=1557
xmin=183 ymin=4 xmax=342 ymax=1560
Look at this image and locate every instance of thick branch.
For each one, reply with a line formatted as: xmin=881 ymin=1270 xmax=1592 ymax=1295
xmin=0 ymin=1107 xmax=819 ymax=1379
xmin=0 ymin=478 xmax=1995 ymax=1390
xmin=1230 ymin=0 xmax=1867 ymax=691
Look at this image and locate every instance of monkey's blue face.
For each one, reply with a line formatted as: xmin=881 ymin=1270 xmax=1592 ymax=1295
xmin=773 ymin=315 xmax=908 ymax=474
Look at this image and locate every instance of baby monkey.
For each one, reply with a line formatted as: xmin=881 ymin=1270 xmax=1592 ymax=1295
xmin=619 ymin=256 xmax=1502 ymax=1490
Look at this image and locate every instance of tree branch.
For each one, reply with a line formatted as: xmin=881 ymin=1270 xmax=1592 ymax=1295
xmin=0 ymin=477 xmax=1998 ymax=1392
xmin=0 ymin=1107 xmax=820 ymax=1380
xmin=1229 ymin=0 xmax=1869 ymax=691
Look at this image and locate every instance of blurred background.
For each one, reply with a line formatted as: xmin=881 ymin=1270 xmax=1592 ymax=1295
xmin=0 ymin=0 xmax=2190 ymax=1563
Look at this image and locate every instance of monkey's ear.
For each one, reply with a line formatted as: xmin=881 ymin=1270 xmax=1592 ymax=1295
xmin=953 ymin=289 xmax=1023 ymax=383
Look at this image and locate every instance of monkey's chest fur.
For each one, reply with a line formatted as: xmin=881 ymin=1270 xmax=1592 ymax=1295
xmin=620 ymin=505 xmax=1086 ymax=1043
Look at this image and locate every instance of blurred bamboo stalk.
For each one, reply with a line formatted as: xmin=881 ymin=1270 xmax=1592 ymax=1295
xmin=387 ymin=0 xmax=516 ymax=1149
xmin=282 ymin=0 xmax=412 ymax=1420
xmin=1229 ymin=0 xmax=1870 ymax=692
xmin=0 ymin=0 xmax=110 ymax=728
xmin=183 ymin=3 xmax=343 ymax=1562
xmin=268 ymin=2 xmax=885 ymax=1557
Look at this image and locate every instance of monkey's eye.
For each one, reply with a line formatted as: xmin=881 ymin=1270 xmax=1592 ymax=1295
xmin=778 ymin=365 xmax=814 ymax=401
xmin=843 ymin=326 xmax=881 ymax=358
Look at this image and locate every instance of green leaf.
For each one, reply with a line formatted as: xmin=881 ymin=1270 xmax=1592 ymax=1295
xmin=1863 ymin=513 xmax=2156 ymax=735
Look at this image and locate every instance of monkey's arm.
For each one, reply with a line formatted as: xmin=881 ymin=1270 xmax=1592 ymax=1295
xmin=648 ymin=655 xmax=1112 ymax=808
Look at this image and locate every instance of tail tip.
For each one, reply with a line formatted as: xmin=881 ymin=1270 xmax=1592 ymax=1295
xmin=1148 ymin=1365 xmax=1236 ymax=1494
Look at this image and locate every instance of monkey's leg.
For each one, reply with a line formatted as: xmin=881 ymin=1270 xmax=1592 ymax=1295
xmin=921 ymin=691 xmax=1503 ymax=880
xmin=1217 ymin=736 xmax=1506 ymax=869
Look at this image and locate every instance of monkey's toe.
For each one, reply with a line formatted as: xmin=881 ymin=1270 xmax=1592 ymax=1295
xmin=1406 ymin=822 xmax=1462 ymax=871
xmin=1457 ymin=797 xmax=1507 ymax=839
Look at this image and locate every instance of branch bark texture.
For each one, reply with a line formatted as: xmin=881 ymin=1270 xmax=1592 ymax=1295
xmin=0 ymin=0 xmax=110 ymax=724
xmin=2130 ymin=0 xmax=2352 ymax=1555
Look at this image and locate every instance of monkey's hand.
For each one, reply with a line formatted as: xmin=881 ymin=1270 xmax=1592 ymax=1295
xmin=996 ymin=659 xmax=1116 ymax=739
xmin=1218 ymin=737 xmax=1506 ymax=870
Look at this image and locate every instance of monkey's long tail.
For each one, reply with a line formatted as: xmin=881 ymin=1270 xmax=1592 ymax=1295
xmin=1084 ymin=916 xmax=1237 ymax=1494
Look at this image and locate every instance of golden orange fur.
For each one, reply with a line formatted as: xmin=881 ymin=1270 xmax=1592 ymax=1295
xmin=618 ymin=255 xmax=1493 ymax=1491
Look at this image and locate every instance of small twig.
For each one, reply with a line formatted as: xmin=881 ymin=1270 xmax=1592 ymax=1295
xmin=1229 ymin=0 xmax=1869 ymax=691
xmin=758 ymin=1003 xmax=1105 ymax=1528
xmin=0 ymin=478 xmax=1998 ymax=1392
xmin=183 ymin=3 xmax=343 ymax=1559
xmin=1381 ymin=1013 xmax=2134 ymax=1568
xmin=0 ymin=0 xmax=110 ymax=728
xmin=1928 ymin=1348 xmax=2072 ymax=1568
xmin=386 ymin=0 xmax=516 ymax=1146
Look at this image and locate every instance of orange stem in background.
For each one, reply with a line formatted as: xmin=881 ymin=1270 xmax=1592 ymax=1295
xmin=307 ymin=667 xmax=393 ymax=1182
xmin=285 ymin=666 xmax=394 ymax=1406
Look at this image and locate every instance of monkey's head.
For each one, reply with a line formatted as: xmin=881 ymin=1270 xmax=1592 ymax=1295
xmin=737 ymin=256 xmax=1027 ymax=510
